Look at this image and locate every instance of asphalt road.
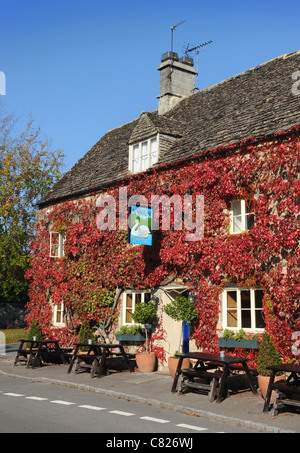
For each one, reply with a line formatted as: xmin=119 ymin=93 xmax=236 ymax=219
xmin=0 ymin=375 xmax=260 ymax=435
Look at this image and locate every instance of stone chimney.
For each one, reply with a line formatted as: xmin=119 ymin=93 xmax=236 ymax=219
xmin=157 ymin=52 xmax=197 ymax=115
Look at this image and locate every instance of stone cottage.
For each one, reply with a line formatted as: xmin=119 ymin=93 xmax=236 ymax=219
xmin=27 ymin=50 xmax=300 ymax=371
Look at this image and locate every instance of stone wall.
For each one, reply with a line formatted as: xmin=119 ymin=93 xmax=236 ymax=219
xmin=0 ymin=303 xmax=26 ymax=329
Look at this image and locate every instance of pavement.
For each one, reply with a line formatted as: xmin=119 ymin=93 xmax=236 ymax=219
xmin=0 ymin=347 xmax=299 ymax=433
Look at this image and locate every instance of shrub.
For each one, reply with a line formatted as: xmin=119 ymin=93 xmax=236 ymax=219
xmin=257 ymin=332 xmax=282 ymax=376
xmin=164 ymin=296 xmax=198 ymax=323
xmin=78 ymin=320 xmax=96 ymax=351
xmin=115 ymin=324 xmax=143 ymax=335
xmin=222 ymin=328 xmax=235 ymax=339
xmin=27 ymin=320 xmax=43 ymax=345
xmin=131 ymin=300 xmax=157 ymax=325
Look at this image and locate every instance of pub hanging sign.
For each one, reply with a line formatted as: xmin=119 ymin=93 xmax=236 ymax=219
xmin=128 ymin=204 xmax=153 ymax=246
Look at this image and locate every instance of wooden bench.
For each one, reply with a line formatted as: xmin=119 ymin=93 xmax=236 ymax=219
xmin=74 ymin=354 xmax=101 ymax=377
xmin=272 ymin=382 xmax=300 ymax=416
xmin=178 ymin=368 xmax=223 ymax=402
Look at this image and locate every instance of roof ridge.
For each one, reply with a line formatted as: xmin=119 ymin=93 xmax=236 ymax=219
xmin=200 ymin=51 xmax=300 ymax=93
xmin=168 ymin=50 xmax=300 ymax=112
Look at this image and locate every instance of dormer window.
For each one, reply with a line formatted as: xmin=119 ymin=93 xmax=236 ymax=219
xmin=129 ymin=136 xmax=158 ymax=173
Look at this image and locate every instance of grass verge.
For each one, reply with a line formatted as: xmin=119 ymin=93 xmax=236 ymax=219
xmin=1 ymin=328 xmax=27 ymax=344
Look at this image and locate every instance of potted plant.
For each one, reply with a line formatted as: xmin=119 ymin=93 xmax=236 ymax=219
xmin=257 ymin=332 xmax=284 ymax=400
xmin=131 ymin=298 xmax=158 ymax=373
xmin=168 ymin=351 xmax=191 ymax=379
xmin=218 ymin=329 xmax=260 ymax=349
xmin=164 ymin=295 xmax=198 ymax=376
xmin=115 ymin=324 xmax=146 ymax=342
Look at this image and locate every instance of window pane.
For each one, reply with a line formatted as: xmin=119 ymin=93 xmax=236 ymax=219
xmin=150 ymin=138 xmax=158 ymax=166
xmin=232 ymin=216 xmax=243 ymax=233
xmin=227 ymin=291 xmax=237 ymax=308
xmin=246 ymin=213 xmax=255 ymax=230
xmin=50 ymin=232 xmax=60 ymax=257
xmin=141 ymin=141 xmax=148 ymax=156
xmin=133 ymin=159 xmax=139 ymax=173
xmin=132 ymin=145 xmax=139 ymax=173
xmin=226 ymin=291 xmax=237 ymax=327
xmin=144 ymin=293 xmax=151 ymax=303
xmin=241 ymin=291 xmax=250 ymax=308
xmin=245 ymin=200 xmax=252 ymax=214
xmin=227 ymin=310 xmax=238 ymax=327
xmin=255 ymin=311 xmax=266 ymax=329
xmin=255 ymin=290 xmax=264 ymax=308
xmin=133 ymin=145 xmax=139 ymax=158
xmin=141 ymin=155 xmax=148 ymax=170
xmin=125 ymin=294 xmax=133 ymax=323
xmin=57 ymin=304 xmax=63 ymax=323
xmin=140 ymin=142 xmax=148 ymax=170
xmin=232 ymin=200 xmax=241 ymax=216
xmin=241 ymin=310 xmax=251 ymax=328
xmin=255 ymin=290 xmax=265 ymax=328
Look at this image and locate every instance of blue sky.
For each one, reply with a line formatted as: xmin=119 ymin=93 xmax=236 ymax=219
xmin=1 ymin=0 xmax=299 ymax=173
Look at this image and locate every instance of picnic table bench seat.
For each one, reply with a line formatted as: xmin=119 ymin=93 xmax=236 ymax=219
xmin=273 ymin=381 xmax=300 ymax=416
xmin=74 ymin=353 xmax=101 ymax=376
xmin=178 ymin=367 xmax=223 ymax=402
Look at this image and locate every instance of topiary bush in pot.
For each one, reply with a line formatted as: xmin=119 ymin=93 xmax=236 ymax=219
xmin=131 ymin=299 xmax=158 ymax=372
xmin=257 ymin=332 xmax=284 ymax=399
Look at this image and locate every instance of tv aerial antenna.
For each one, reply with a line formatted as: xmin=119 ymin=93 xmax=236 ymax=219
xmin=183 ymin=40 xmax=213 ymax=91
xmin=170 ymin=20 xmax=186 ymax=53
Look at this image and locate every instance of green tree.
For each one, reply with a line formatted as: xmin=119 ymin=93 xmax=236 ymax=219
xmin=0 ymin=108 xmax=64 ymax=304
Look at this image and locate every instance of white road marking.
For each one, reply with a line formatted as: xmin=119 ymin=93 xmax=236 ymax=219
xmin=25 ymin=396 xmax=48 ymax=401
xmin=50 ymin=400 xmax=75 ymax=405
xmin=176 ymin=423 xmax=208 ymax=432
xmin=140 ymin=416 xmax=170 ymax=424
xmin=3 ymin=392 xmax=25 ymax=397
xmin=78 ymin=405 xmax=106 ymax=411
xmin=109 ymin=410 xmax=135 ymax=416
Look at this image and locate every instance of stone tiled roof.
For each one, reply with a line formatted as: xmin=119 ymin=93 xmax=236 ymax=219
xmin=39 ymin=51 xmax=300 ymax=207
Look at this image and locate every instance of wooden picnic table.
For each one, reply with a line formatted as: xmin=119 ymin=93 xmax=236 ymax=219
xmin=263 ymin=363 xmax=300 ymax=415
xmin=13 ymin=339 xmax=70 ymax=369
xmin=171 ymin=352 xmax=258 ymax=403
xmin=67 ymin=343 xmax=134 ymax=378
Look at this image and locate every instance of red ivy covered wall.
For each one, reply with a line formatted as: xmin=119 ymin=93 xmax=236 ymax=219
xmin=26 ymin=127 xmax=300 ymax=363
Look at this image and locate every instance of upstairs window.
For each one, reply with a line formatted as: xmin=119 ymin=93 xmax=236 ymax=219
xmin=221 ymin=288 xmax=265 ymax=331
xmin=129 ymin=137 xmax=158 ymax=174
xmin=230 ymin=199 xmax=254 ymax=234
xmin=50 ymin=232 xmax=65 ymax=258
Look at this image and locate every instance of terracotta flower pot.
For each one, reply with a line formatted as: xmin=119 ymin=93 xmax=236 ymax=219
xmin=258 ymin=375 xmax=285 ymax=402
xmin=135 ymin=352 xmax=156 ymax=373
xmin=168 ymin=357 xmax=190 ymax=379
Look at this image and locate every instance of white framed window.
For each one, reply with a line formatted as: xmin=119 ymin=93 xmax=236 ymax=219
xmin=50 ymin=232 xmax=65 ymax=257
xmin=221 ymin=288 xmax=265 ymax=332
xmin=52 ymin=302 xmax=65 ymax=327
xmin=122 ymin=291 xmax=151 ymax=324
xmin=230 ymin=199 xmax=254 ymax=234
xmin=129 ymin=136 xmax=158 ymax=173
